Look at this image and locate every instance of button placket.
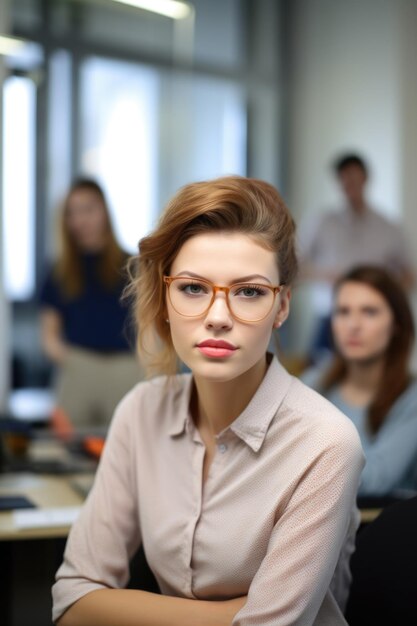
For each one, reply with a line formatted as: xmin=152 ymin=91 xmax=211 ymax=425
xmin=207 ymin=434 xmax=232 ymax=478
xmin=184 ymin=430 xmax=206 ymax=593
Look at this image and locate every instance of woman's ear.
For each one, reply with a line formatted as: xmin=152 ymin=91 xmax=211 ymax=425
xmin=273 ymin=287 xmax=291 ymax=329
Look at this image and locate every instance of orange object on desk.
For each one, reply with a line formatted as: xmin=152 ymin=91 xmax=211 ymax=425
xmin=83 ymin=437 xmax=105 ymax=459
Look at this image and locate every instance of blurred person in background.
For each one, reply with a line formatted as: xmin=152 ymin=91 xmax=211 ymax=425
xmin=298 ymin=154 xmax=414 ymax=361
xmin=39 ymin=178 xmax=143 ymax=429
xmin=303 ymin=265 xmax=417 ymax=498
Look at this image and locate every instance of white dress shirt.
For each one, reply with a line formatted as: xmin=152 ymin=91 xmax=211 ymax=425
xmin=298 ymin=205 xmax=413 ymax=314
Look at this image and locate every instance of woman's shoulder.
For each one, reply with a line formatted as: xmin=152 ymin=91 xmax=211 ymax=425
xmin=403 ymin=377 xmax=417 ymax=398
xmin=38 ymin=262 xmax=62 ymax=305
xmin=110 ymin=372 xmax=193 ymax=428
xmin=284 ymin=375 xmax=362 ymax=454
xmin=39 ymin=261 xmax=58 ymax=283
xmin=119 ymin=371 xmax=191 ymax=402
xmin=266 ymin=375 xmax=365 ymax=479
xmin=388 ymin=377 xmax=417 ymax=417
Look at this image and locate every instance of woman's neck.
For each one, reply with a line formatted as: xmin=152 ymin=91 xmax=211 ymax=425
xmin=192 ymin=356 xmax=268 ymax=437
xmin=78 ymin=241 xmax=106 ymax=255
xmin=340 ymin=358 xmax=385 ymax=407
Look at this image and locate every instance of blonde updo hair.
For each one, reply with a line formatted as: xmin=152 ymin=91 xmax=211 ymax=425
xmin=127 ymin=175 xmax=298 ymax=377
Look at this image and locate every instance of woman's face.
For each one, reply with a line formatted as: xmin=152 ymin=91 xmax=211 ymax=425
xmin=332 ymin=281 xmax=394 ymax=363
xmin=166 ymin=231 xmax=290 ymax=383
xmin=65 ymin=188 xmax=108 ymax=251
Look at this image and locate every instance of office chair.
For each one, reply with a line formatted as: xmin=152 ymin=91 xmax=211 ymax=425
xmin=345 ymin=495 xmax=417 ymax=625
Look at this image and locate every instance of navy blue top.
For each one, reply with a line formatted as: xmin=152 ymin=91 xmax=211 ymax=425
xmin=39 ymin=253 xmax=134 ymax=353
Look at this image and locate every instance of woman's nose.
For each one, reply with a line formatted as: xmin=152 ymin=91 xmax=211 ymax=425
xmin=346 ymin=313 xmax=362 ymax=330
xmin=204 ymin=293 xmax=234 ymax=329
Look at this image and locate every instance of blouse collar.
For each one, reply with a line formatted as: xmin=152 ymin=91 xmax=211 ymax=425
xmin=168 ymin=356 xmax=294 ymax=453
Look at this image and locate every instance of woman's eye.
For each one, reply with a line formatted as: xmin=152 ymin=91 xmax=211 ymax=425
xmin=179 ymin=282 xmax=207 ymax=295
xmin=235 ymin=285 xmax=266 ymax=298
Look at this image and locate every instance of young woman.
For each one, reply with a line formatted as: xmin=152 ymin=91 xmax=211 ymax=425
xmin=52 ymin=176 xmax=363 ymax=625
xmin=40 ymin=178 xmax=143 ymax=428
xmin=303 ymin=265 xmax=417 ymax=497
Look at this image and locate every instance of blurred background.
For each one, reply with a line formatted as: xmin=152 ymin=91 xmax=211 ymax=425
xmin=1 ymin=0 xmax=417 ymax=413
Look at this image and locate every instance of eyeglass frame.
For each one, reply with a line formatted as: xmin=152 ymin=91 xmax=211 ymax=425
xmin=163 ymin=275 xmax=284 ymax=323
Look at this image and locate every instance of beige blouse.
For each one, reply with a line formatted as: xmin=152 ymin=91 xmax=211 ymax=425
xmin=52 ymin=357 xmax=364 ymax=625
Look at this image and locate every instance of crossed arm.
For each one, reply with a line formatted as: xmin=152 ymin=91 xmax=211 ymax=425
xmin=53 ymin=387 xmax=364 ymax=626
xmin=57 ymin=589 xmax=246 ymax=626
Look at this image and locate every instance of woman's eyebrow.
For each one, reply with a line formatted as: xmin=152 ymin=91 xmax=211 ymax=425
xmin=174 ymin=271 xmax=273 ymax=284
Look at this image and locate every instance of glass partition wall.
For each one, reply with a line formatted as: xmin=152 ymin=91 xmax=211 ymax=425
xmin=4 ymin=0 xmax=284 ymax=388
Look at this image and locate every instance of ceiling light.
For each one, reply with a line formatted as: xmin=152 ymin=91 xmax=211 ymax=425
xmin=110 ymin=0 xmax=193 ymax=20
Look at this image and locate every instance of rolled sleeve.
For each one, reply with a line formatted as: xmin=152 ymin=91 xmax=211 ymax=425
xmin=52 ymin=392 xmax=142 ymax=623
xmin=232 ymin=422 xmax=364 ymax=626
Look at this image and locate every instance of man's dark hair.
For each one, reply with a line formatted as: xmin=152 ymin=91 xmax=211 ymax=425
xmin=333 ymin=153 xmax=368 ymax=176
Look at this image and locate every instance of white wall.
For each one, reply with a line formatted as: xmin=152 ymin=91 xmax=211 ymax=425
xmin=286 ymin=0 xmax=417 ymax=358
xmin=399 ymin=0 xmax=417 ymax=370
xmin=0 ymin=0 xmax=11 ymax=410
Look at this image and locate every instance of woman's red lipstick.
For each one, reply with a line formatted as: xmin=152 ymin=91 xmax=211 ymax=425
xmin=196 ymin=339 xmax=237 ymax=358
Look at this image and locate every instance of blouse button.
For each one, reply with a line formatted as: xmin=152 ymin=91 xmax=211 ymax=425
xmin=218 ymin=443 xmax=228 ymax=454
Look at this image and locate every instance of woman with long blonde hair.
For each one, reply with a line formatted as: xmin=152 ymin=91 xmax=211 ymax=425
xmin=40 ymin=178 xmax=142 ymax=428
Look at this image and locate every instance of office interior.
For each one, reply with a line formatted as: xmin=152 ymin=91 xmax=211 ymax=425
xmin=2 ymin=0 xmax=417 ymax=408
xmin=1 ymin=1 xmax=417 ymax=625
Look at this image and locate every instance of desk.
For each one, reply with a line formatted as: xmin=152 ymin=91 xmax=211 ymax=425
xmin=1 ymin=472 xmax=158 ymax=626
xmin=0 ymin=471 xmax=93 ymax=626
xmin=0 ymin=473 xmax=86 ymax=541
xmin=359 ymin=507 xmax=382 ymax=525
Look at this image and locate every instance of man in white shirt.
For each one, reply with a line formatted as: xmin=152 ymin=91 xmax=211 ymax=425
xmin=298 ymin=154 xmax=414 ymax=360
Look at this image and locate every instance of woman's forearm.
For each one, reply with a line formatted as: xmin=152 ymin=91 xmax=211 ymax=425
xmin=57 ymin=589 xmax=246 ymax=626
xmin=43 ymin=335 xmax=69 ymax=364
xmin=40 ymin=309 xmax=68 ymax=364
xmin=40 ymin=308 xmax=67 ymax=365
